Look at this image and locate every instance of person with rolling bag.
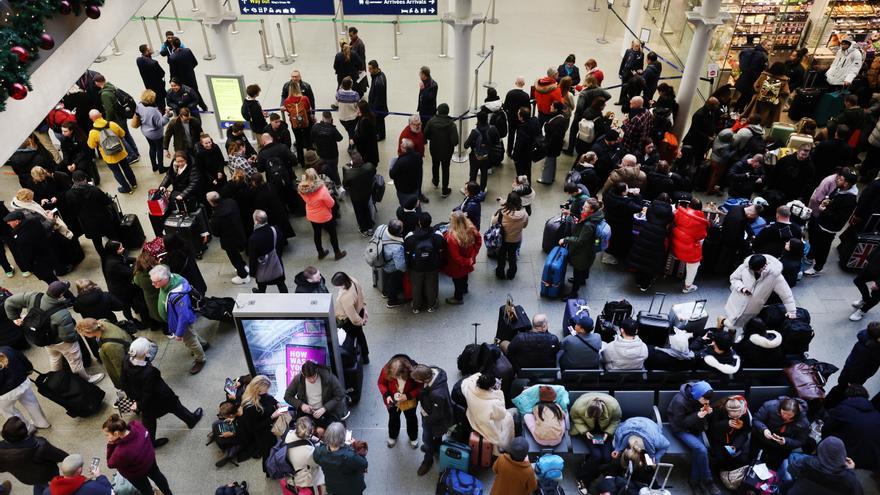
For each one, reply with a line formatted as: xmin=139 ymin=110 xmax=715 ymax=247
xmin=558 ymin=198 xmax=604 ymax=301
xmin=411 ymin=364 xmax=454 ymax=477
xmin=491 ymin=193 xmax=529 ymax=280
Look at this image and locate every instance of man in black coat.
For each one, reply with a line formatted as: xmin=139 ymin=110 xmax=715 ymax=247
xmin=503 ymin=77 xmax=530 ymax=157
xmin=165 ymin=79 xmax=200 ymax=116
xmin=368 ymin=60 xmax=388 ymax=141
xmin=837 ymin=323 xmax=880 ymax=389
xmin=822 ymin=384 xmax=880 ymax=473
xmin=806 ymin=170 xmax=858 ymax=275
xmin=167 ymin=39 xmax=206 ymax=111
xmin=642 ymin=52 xmax=662 ymax=102
xmin=602 ymin=182 xmax=643 ymax=262
xmin=682 ymin=98 xmax=720 ymax=162
xmin=734 ymin=42 xmax=769 ymax=112
xmin=136 ymin=44 xmax=166 ymax=112
xmin=752 ymin=205 xmax=802 ymax=259
xmin=512 ymin=107 xmax=541 ymax=183
xmin=717 ymin=203 xmax=762 ymax=275
xmin=769 ymin=144 xmax=815 ymax=202
xmin=280 ymin=70 xmax=316 ymax=123
xmin=248 ymin=210 xmax=287 ymax=293
xmin=310 ymin=112 xmax=345 ymax=183
xmin=256 ymin=133 xmax=297 ymax=207
xmin=342 ymin=151 xmax=377 ymax=235
xmin=417 ymin=66 xmax=438 ymax=127
xmin=207 ymin=192 xmax=249 ymax=285
xmin=726 ymin=154 xmax=766 ymax=199
xmin=65 ymin=171 xmax=117 ymax=256
xmin=505 ymin=313 xmax=560 ymax=370
xmin=591 ymin=130 xmax=623 ymax=184
xmin=412 ymin=364 xmax=453 ymax=476
xmin=101 ymin=240 xmax=140 ymax=323
xmin=3 ymin=210 xmax=56 ymax=283
xmin=390 ymin=140 xmax=424 ymax=207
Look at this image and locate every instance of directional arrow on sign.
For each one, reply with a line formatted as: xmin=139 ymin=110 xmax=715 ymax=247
xmin=429 ymin=7 xmax=435 ymax=12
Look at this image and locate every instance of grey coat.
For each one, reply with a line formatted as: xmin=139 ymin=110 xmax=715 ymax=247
xmin=4 ymin=292 xmax=76 ymax=344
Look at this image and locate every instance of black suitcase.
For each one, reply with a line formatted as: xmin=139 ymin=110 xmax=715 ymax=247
xmin=119 ymin=214 xmax=146 ymax=250
xmin=542 ymin=215 xmax=573 ymax=254
xmin=787 ymin=87 xmax=822 ymax=121
xmin=595 ymin=299 xmax=633 ymax=342
xmin=637 ymin=293 xmax=671 ymax=347
xmin=164 ymin=204 xmax=209 ymax=257
xmin=33 ymin=370 xmax=105 ymax=417
xmin=842 ymin=214 xmax=880 ymax=272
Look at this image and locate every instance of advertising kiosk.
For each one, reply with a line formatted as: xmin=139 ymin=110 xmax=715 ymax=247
xmin=232 ymin=293 xmax=344 ymax=403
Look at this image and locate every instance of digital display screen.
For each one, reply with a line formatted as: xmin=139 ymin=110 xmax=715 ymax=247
xmin=238 ymin=318 xmax=332 ymax=403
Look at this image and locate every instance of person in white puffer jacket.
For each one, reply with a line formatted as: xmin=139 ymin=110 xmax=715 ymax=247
xmin=826 ymin=39 xmax=863 ymax=87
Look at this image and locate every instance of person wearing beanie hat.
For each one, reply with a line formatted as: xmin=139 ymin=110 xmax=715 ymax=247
xmin=423 ymin=102 xmax=459 ymax=197
xmin=559 ymin=313 xmax=602 ymax=371
xmin=47 ymin=453 xmax=114 ymax=495
xmin=0 ymin=416 xmax=67 ymax=492
xmin=489 ymin=436 xmax=537 ymax=495
xmin=524 ymin=386 xmax=566 ymax=446
xmin=667 ymin=381 xmax=721 ymax=495
xmin=805 ymin=168 xmax=859 ymax=277
xmin=780 ymin=435 xmax=863 ymax=495
xmin=707 ymin=395 xmax=751 ymax=472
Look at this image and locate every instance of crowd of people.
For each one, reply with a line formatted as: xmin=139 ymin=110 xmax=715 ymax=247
xmin=1 ymin=17 xmax=880 ymax=495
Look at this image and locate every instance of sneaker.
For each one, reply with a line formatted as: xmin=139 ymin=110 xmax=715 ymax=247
xmin=4 ymin=269 xmax=13 ymax=278
xmin=576 ymin=480 xmax=590 ymax=495
xmin=852 ymin=299 xmax=864 ymax=308
xmin=441 ymin=189 xmax=452 ymax=198
xmin=412 ymin=308 xmax=421 ymax=314
xmin=409 ymin=439 xmax=419 ymax=449
xmin=427 ymin=305 xmax=437 ymax=313
xmin=386 ymin=301 xmax=404 ymax=308
xmin=117 ymin=187 xmax=132 ymax=194
xmin=445 ymin=297 xmax=463 ymax=305
xmin=231 ymin=275 xmax=251 ymax=285
xmin=365 ymin=228 xmax=374 ymax=236
xmin=129 ymin=156 xmax=141 ymax=164
xmin=701 ymin=479 xmax=722 ymax=495
xmin=682 ymin=285 xmax=698 ymax=294
xmin=386 ymin=438 xmax=397 ymax=448
xmin=334 ymin=250 xmax=348 ymax=261
xmin=487 ymin=167 xmax=494 ymax=175
xmin=387 ymin=179 xmax=394 ymax=185
xmin=21 ymin=271 xmax=30 ymax=278
xmin=804 ymin=267 xmax=820 ymax=276
xmin=417 ymin=460 xmax=433 ymax=476
xmin=850 ymin=309 xmax=866 ymax=321
xmin=87 ymin=373 xmax=105 ymax=384
xmin=131 ymin=184 xmax=138 ymax=191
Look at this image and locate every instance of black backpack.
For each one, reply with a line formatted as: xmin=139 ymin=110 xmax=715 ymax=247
xmin=473 ymin=128 xmax=491 ymax=160
xmin=410 ymin=235 xmax=439 ymax=272
xmin=531 ymin=134 xmax=547 ymax=162
xmin=781 ymin=319 xmax=814 ymax=355
xmin=265 ymin=158 xmax=291 ymax=189
xmin=490 ymin=109 xmax=508 ymax=138
xmin=744 ymin=128 xmax=766 ymax=155
xmin=21 ymin=294 xmax=63 ymax=347
xmin=109 ymin=87 xmax=137 ymax=119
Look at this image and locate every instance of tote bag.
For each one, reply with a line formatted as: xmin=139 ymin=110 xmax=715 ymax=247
xmin=255 ymin=227 xmax=284 ymax=283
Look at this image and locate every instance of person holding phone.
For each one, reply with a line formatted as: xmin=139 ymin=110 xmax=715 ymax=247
xmin=707 ymin=396 xmax=751 ymax=472
xmin=570 ymin=393 xmax=621 ymax=492
xmin=723 ymin=254 xmax=797 ymax=331
xmin=377 ymin=355 xmax=422 ymax=449
xmin=667 ymin=381 xmax=722 ymax=495
xmin=47 ymin=454 xmax=113 ymax=494
xmin=751 ymin=396 xmax=810 ymax=468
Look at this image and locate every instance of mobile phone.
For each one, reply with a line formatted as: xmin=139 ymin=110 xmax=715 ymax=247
xmin=568 ymin=325 xmax=576 ymax=336
xmin=90 ymin=457 xmax=99 ymax=474
xmin=724 ymin=445 xmax=736 ymax=455
xmin=277 ymin=405 xmax=289 ymax=413
xmin=224 ymin=378 xmax=237 ymax=396
xmin=592 ymin=437 xmax=605 ymax=445
xmin=645 ymin=455 xmax=655 ymax=466
xmin=345 ymin=430 xmax=353 ymax=444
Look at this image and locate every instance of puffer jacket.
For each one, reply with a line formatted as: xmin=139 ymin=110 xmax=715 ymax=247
xmin=670 ymin=206 xmax=709 ymax=263
xmin=534 ymin=77 xmax=562 ymax=115
xmin=839 ymin=329 xmax=880 ymax=386
xmin=298 ymin=182 xmax=335 ymax=224
xmin=752 ymin=396 xmax=810 ymax=450
xmin=570 ymin=392 xmax=621 ymax=437
xmin=667 ymin=382 xmax=709 ymax=434
xmin=612 ymin=417 xmax=670 ymax=461
xmin=823 ymin=397 xmax=880 ymax=471
xmin=461 ymin=372 xmax=515 ymax=451
xmin=735 ymin=330 xmax=785 ymax=368
xmin=0 ymin=435 xmax=66 ymax=486
xmin=507 ymin=331 xmax=559 ymax=370
xmin=601 ymin=335 xmax=649 ymax=370
xmin=724 ymin=255 xmax=796 ymax=329
xmin=629 ymin=200 xmax=673 ymax=274
xmin=826 ymin=45 xmax=863 ymax=86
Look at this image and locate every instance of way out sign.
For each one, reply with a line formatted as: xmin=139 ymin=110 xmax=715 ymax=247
xmin=238 ymin=0 xmax=335 ymax=15
xmin=342 ymin=0 xmax=438 ymax=15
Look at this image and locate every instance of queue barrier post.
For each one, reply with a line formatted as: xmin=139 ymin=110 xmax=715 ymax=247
xmin=111 ymin=38 xmax=123 ymax=56
xmin=141 ymin=17 xmax=153 ymax=50
xmin=170 ymin=0 xmax=184 ymax=33
xmin=200 ymin=20 xmax=217 ymax=60
xmin=392 ymin=19 xmax=400 ymax=60
xmin=258 ymin=28 xmax=273 ymax=71
xmin=276 ymin=22 xmax=294 ymax=64
xmin=288 ymin=17 xmax=299 ymax=58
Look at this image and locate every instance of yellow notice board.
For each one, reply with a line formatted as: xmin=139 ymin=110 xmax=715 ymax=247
xmin=206 ymin=74 xmax=246 ymax=132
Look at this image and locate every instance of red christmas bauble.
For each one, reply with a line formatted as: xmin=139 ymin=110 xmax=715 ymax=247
xmin=39 ymin=33 xmax=55 ymax=50
xmin=86 ymin=5 xmax=101 ymax=19
xmin=59 ymin=0 xmax=72 ymax=15
xmin=10 ymin=46 xmax=28 ymax=63
xmin=9 ymin=83 xmax=28 ymax=100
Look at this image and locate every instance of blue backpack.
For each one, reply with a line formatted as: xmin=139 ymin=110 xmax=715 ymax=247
xmin=264 ymin=437 xmax=309 ymax=479
xmin=594 ymin=219 xmax=611 ymax=253
xmin=437 ymin=468 xmax=484 ymax=495
xmin=535 ymin=454 xmax=564 ymax=481
xmin=718 ymin=197 xmax=750 ymax=214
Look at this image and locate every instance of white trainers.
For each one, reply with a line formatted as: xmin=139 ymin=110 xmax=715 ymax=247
xmin=231 ymin=275 xmax=251 ymax=285
xmin=852 ymin=299 xmax=865 ymax=308
xmin=682 ymin=285 xmax=698 ymax=294
xmin=850 ymin=309 xmax=866 ymax=322
xmin=386 ymin=438 xmax=397 ymax=448
xmin=804 ymin=267 xmax=820 ymax=276
xmin=409 ymin=439 xmax=419 ymax=449
xmin=88 ymin=373 xmax=105 ymax=384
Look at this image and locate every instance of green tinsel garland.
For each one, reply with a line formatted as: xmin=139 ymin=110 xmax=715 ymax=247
xmin=0 ymin=0 xmax=106 ymax=112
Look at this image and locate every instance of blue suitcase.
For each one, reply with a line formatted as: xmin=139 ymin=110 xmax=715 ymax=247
xmin=540 ymin=246 xmax=568 ymax=298
xmin=815 ymin=90 xmax=847 ymax=127
xmin=439 ymin=439 xmax=471 ymax=473
xmin=562 ymin=298 xmax=590 ymax=333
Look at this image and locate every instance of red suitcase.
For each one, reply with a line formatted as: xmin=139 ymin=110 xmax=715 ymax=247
xmin=469 ymin=431 xmax=494 ymax=469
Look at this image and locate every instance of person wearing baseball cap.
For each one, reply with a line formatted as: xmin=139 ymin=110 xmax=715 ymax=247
xmin=806 ymin=168 xmax=859 ymax=278
xmin=667 ymin=380 xmax=721 ymax=495
xmin=559 ymin=314 xmax=601 ymax=371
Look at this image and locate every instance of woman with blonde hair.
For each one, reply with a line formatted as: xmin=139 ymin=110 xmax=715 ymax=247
xmin=238 ymin=375 xmax=285 ymax=474
xmin=11 ymin=187 xmax=72 ymax=240
xmin=0 ymin=346 xmax=50 ymax=430
xmin=28 ymin=166 xmax=71 ymax=217
xmin=283 ymin=80 xmax=313 ymax=164
xmin=377 ymin=354 xmax=422 ymax=448
xmin=299 ymin=169 xmax=346 ymax=260
xmin=71 ymin=278 xmax=124 ymax=323
xmin=611 ymin=416 xmax=670 ymax=470
xmin=135 ymin=89 xmax=171 ymax=173
xmin=442 ymin=211 xmax=482 ymax=304
xmin=284 ymin=416 xmax=326 ymax=494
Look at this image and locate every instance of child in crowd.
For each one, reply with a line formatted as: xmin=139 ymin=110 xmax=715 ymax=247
xmin=210 ymin=401 xmax=242 ymax=467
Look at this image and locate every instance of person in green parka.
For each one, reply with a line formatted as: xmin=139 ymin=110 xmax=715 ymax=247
xmin=75 ymin=318 xmax=133 ymax=390
xmin=560 ymin=197 xmax=604 ymax=301
xmin=132 ymin=251 xmax=166 ymax=334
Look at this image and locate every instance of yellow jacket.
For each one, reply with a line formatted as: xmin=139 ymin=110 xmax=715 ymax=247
xmin=87 ymin=118 xmax=128 ymax=164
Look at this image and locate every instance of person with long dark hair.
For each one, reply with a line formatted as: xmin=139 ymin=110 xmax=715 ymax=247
xmin=353 ymin=100 xmax=380 ymax=167
xmin=332 ymin=271 xmax=369 ymax=363
xmin=492 ymin=193 xmax=529 ymax=280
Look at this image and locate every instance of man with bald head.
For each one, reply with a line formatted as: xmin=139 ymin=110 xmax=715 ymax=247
xmin=86 ymin=109 xmax=138 ymax=193
xmin=601 ymin=153 xmax=647 ymax=195
xmin=504 ymin=76 xmax=531 ymax=157
xmin=621 ymin=96 xmax=654 ymax=155
xmin=683 ymin=96 xmax=722 ymax=162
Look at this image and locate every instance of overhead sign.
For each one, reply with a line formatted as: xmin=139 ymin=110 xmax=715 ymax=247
xmin=205 ymin=74 xmax=246 ymax=132
xmin=238 ymin=0 xmax=335 ymax=15
xmin=342 ymin=0 xmax=438 ymax=15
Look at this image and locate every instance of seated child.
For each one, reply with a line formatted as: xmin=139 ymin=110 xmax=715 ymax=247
xmin=210 ymin=401 xmax=242 ymax=467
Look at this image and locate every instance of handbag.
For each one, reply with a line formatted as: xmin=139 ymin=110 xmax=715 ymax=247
xmin=719 ymin=465 xmax=749 ymax=491
xmin=113 ymin=391 xmax=135 ymax=414
xmin=483 ymin=209 xmax=505 ymax=251
xmin=784 ymin=362 xmax=826 ymax=401
xmin=271 ymin=411 xmax=292 ymax=438
xmin=397 ymin=398 xmax=417 ymax=411
xmin=255 ymin=227 xmax=284 ymax=283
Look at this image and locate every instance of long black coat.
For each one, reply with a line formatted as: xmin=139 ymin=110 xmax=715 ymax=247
xmin=65 ymin=183 xmax=116 ymax=239
xmin=220 ymin=180 xmax=255 ymax=238
xmin=194 ymin=143 xmax=226 ymax=191
xmin=629 ymin=200 xmax=673 ymax=275
xmin=8 ymin=215 xmax=54 ymax=276
xmin=102 ymin=252 xmax=138 ymax=304
xmin=165 ymin=249 xmax=207 ymax=296
xmin=822 ymin=397 xmax=880 ymax=471
xmin=683 ymin=105 xmax=720 ymax=152
xmin=7 ymin=147 xmax=54 ymax=188
xmin=168 ymin=48 xmax=200 ymax=90
xmin=248 ymin=224 xmax=284 ymax=283
xmin=543 ymin=114 xmax=568 ymax=158
xmin=618 ymin=49 xmax=644 ymax=82
xmin=73 ymin=289 xmax=123 ymax=322
xmin=417 ymin=78 xmax=439 ymax=118
xmin=390 ymin=151 xmax=423 ymax=195
xmin=209 ymin=198 xmax=247 ymax=251
xmin=136 ymin=56 xmax=166 ymax=95
xmin=603 ymin=190 xmax=643 ymax=258
xmin=368 ymin=71 xmax=388 ymax=113
xmin=252 ymin=183 xmax=294 ymax=239
xmin=0 ymin=436 xmax=66 ymax=486
xmin=838 ymin=330 xmax=880 ymax=385
xmin=237 ymin=394 xmax=278 ymax=461
xmin=121 ymin=360 xmax=179 ymax=416
xmin=354 ymin=117 xmax=380 ymax=166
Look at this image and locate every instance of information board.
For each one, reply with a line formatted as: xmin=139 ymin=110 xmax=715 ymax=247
xmin=342 ymin=0 xmax=438 ymax=15
xmin=205 ymin=74 xmax=246 ymax=133
xmin=238 ymin=0 xmax=335 ymax=15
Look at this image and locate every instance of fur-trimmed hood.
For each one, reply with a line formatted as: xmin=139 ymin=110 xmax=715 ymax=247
xmin=748 ymin=330 xmax=782 ymax=349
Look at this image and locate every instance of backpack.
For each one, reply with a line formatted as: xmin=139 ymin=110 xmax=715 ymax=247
xmin=364 ymin=225 xmax=400 ymax=269
xmin=114 ymin=88 xmax=137 ymax=119
xmin=21 ymin=294 xmax=63 ymax=347
xmin=578 ymin=118 xmax=596 ymax=143
xmin=265 ymin=436 xmax=310 ymax=479
xmin=531 ymin=134 xmax=547 ymax=162
xmin=214 ymin=481 xmax=250 ymax=495
xmin=99 ymin=127 xmax=124 ymax=156
xmin=287 ymin=100 xmax=309 ymax=130
xmin=410 ymin=234 xmax=440 ymax=272
xmin=594 ymin=219 xmax=611 ymax=253
xmin=473 ymin=128 xmax=491 ymax=160
xmin=436 ymin=468 xmax=483 ymax=495
xmin=535 ymin=454 xmax=565 ymax=481
xmin=265 ymin=158 xmax=291 ymax=190
xmin=490 ymin=109 xmax=508 ymax=138
xmin=757 ymin=77 xmax=783 ymax=105
xmin=744 ymin=128 xmax=766 ymax=155
xmin=781 ymin=319 xmax=814 ymax=355
xmin=565 ymin=169 xmax=582 ymax=186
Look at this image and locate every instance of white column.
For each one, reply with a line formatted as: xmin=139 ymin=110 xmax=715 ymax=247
xmin=451 ymin=0 xmax=476 ymax=162
xmin=620 ymin=0 xmax=645 ymax=56
xmin=672 ymin=0 xmax=729 ymax=137
xmin=196 ymin=0 xmax=238 ymax=74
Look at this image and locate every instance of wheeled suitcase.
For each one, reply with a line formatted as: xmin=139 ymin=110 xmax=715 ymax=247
xmin=786 ymin=133 xmax=814 ymax=149
xmin=787 ymin=87 xmax=822 ymax=121
xmin=33 ymin=370 xmax=105 ymax=417
xmin=668 ymin=299 xmax=709 ymax=332
xmin=496 ymin=296 xmax=531 ymax=343
xmin=815 ymin=90 xmax=847 ymax=127
xmin=595 ymin=299 xmax=633 ymax=342
xmin=563 ymin=298 xmax=590 ymax=333
xmin=843 ymin=214 xmax=880 ymax=272
xmin=768 ymin=122 xmax=796 ymax=145
xmin=119 ymin=214 xmax=145 ymax=250
xmin=637 ymin=293 xmax=671 ymax=347
xmin=469 ymin=431 xmax=494 ymax=469
xmin=164 ymin=203 xmax=209 ymax=257
xmin=439 ymin=439 xmax=471 ymax=473
xmin=540 ymin=246 xmax=568 ymax=298
xmin=542 ymin=215 xmax=573 ymax=254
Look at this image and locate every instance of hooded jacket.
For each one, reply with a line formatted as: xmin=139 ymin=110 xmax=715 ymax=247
xmin=700 ymin=346 xmax=742 ymax=375
xmin=667 ymin=382 xmax=710 ymax=434
xmin=823 ymin=397 xmax=880 ymax=471
xmin=612 ymin=417 xmax=670 ymax=461
xmin=418 ymin=366 xmax=454 ymax=431
xmin=64 ymin=182 xmax=116 ymax=239
xmin=565 ymin=210 xmax=604 ymax=271
xmin=724 ymin=255 xmax=796 ymax=328
xmin=708 ymin=129 xmax=735 ymax=165
xmin=293 ymin=271 xmax=328 ymax=293
xmin=732 ymin=124 xmax=765 ymax=155
xmin=735 ymin=330 xmax=785 ymax=368
xmin=570 ymin=392 xmax=621 ymax=437
xmin=106 ymin=420 xmax=156 ymax=480
xmin=826 ymin=45 xmax=863 ymax=86
xmin=424 ymin=111 xmax=459 ymax=161
xmin=4 ymin=291 xmax=76 ymax=344
xmin=534 ymin=77 xmax=562 ymax=115
xmin=839 ymin=330 xmax=880 ymax=386
xmin=787 ymin=437 xmax=864 ymax=495
xmin=601 ymin=334 xmax=649 ymax=370
xmin=751 ymin=396 xmax=810 ymax=451
xmin=461 ymin=372 xmax=515 ymax=450
xmin=817 ymin=184 xmax=858 ymax=233
xmin=670 ymin=206 xmax=709 ymax=263
xmin=47 ymin=474 xmax=113 ymax=495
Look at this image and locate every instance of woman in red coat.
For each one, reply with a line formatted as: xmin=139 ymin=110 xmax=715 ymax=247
xmin=377 ymin=354 xmax=423 ymax=448
xmin=442 ymin=211 xmax=483 ymax=304
xmin=670 ymin=198 xmax=710 ymax=294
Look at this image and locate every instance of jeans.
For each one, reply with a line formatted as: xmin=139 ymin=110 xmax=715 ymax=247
xmin=675 ymin=431 xmax=712 ymax=481
xmin=421 ymin=423 xmax=443 ymax=464
xmin=352 ymin=199 xmax=375 ymax=232
xmin=540 ymin=156 xmax=557 ymax=183
xmin=496 ymin=241 xmax=521 ymax=279
xmin=128 ymin=461 xmax=173 ymax=495
xmin=388 ymin=405 xmax=419 ymax=440
xmin=122 ymin=128 xmax=140 ymax=160
xmin=807 ymin=222 xmax=835 ymax=271
xmin=147 ymin=137 xmax=164 ymax=172
xmin=46 ymin=341 xmax=89 ymax=380
xmin=142 ymin=398 xmax=200 ymax=443
xmin=311 ymin=220 xmax=341 ymax=254
xmin=431 ymin=156 xmax=451 ymax=191
xmin=107 ymin=158 xmax=137 ymax=191
xmin=409 ymin=270 xmax=439 ymax=311
xmin=0 ymin=381 xmax=50 ymax=429
xmin=468 ymin=156 xmax=489 ymax=191
xmin=225 ymin=248 xmax=249 ymax=279
xmin=855 ymin=271 xmax=880 ymax=311
xmin=777 ymin=452 xmax=808 ymax=493
xmin=179 ymin=326 xmax=206 ymax=363
xmin=452 ymin=276 xmax=468 ymax=300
